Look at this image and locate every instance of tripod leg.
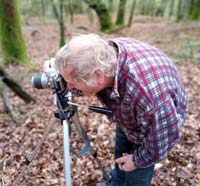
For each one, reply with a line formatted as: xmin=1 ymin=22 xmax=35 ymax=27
xmin=63 ymin=120 xmax=72 ymax=186
xmin=71 ymin=112 xmax=111 ymax=184
xmin=90 ymin=148 xmax=112 ymax=184
xmin=13 ymin=117 xmax=57 ymax=185
xmin=72 ymin=111 xmax=85 ymax=140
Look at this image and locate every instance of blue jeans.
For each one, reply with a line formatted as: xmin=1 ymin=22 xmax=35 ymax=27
xmin=110 ymin=125 xmax=154 ymax=186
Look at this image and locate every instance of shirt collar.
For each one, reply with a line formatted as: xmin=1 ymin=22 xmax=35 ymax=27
xmin=108 ymin=39 xmax=124 ymax=99
xmin=110 ymin=62 xmax=120 ymax=99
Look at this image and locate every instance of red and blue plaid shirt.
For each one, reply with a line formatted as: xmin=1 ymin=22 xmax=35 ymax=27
xmin=97 ymin=38 xmax=188 ymax=168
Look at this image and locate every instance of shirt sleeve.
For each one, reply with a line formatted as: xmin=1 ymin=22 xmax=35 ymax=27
xmin=132 ymin=97 xmax=184 ymax=168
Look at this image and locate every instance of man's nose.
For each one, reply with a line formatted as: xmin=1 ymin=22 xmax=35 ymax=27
xmin=67 ymin=82 xmax=75 ymax=91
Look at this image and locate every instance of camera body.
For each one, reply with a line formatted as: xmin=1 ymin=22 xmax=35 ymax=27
xmin=32 ymin=68 xmax=66 ymax=92
xmin=31 ymin=58 xmax=70 ymax=109
xmin=32 ymin=58 xmax=64 ymax=89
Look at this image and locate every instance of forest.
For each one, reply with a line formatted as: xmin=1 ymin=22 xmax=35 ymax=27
xmin=0 ymin=0 xmax=200 ymax=186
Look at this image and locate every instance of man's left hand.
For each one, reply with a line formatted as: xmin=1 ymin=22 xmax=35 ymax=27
xmin=116 ymin=153 xmax=136 ymax=172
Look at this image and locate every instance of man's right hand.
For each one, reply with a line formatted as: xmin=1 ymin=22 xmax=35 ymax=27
xmin=43 ymin=58 xmax=55 ymax=72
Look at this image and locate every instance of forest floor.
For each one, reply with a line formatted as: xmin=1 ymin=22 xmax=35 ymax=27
xmin=0 ymin=16 xmax=200 ymax=186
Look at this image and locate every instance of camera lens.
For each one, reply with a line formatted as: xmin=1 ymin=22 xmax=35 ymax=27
xmin=32 ymin=73 xmax=49 ymax=89
xmin=32 ymin=74 xmax=42 ymax=88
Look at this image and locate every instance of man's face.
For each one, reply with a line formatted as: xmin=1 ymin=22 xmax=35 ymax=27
xmin=61 ymin=67 xmax=99 ymax=96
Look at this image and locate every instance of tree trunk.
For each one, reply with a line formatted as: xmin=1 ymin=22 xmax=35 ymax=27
xmin=73 ymin=0 xmax=84 ymax=14
xmin=0 ymin=67 xmax=35 ymax=103
xmin=52 ymin=0 xmax=65 ymax=47
xmin=68 ymin=0 xmax=74 ymax=24
xmin=84 ymin=0 xmax=114 ymax=32
xmin=128 ymin=0 xmax=136 ymax=27
xmin=188 ymin=0 xmax=200 ymax=20
xmin=139 ymin=0 xmax=147 ymax=15
xmin=109 ymin=0 xmax=115 ymax=12
xmin=59 ymin=0 xmax=65 ymax=47
xmin=155 ymin=0 xmax=168 ymax=17
xmin=176 ymin=0 xmax=184 ymax=22
xmin=40 ymin=0 xmax=46 ymax=23
xmin=41 ymin=0 xmax=45 ymax=18
xmin=116 ymin=0 xmax=126 ymax=25
xmin=168 ymin=0 xmax=175 ymax=17
xmin=0 ymin=0 xmax=29 ymax=64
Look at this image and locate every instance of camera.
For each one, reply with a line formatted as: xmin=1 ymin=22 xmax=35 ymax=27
xmin=31 ymin=58 xmax=83 ymax=97
xmin=31 ymin=58 xmax=67 ymax=92
xmin=31 ymin=68 xmax=66 ymax=91
xmin=31 ymin=58 xmax=70 ymax=109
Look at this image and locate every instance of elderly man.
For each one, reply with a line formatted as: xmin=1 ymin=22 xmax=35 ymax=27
xmin=54 ymin=34 xmax=188 ymax=186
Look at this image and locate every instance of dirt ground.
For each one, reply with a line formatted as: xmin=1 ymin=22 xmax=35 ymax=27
xmin=0 ymin=16 xmax=200 ymax=186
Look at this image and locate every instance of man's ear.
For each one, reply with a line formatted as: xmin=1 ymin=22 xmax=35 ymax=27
xmin=94 ymin=70 xmax=105 ymax=85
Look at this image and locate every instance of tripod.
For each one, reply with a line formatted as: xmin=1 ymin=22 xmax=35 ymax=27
xmin=55 ymin=107 xmax=74 ymax=186
xmin=14 ymin=90 xmax=112 ymax=186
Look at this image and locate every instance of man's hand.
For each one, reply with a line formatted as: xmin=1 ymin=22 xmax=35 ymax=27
xmin=43 ymin=58 xmax=56 ymax=72
xmin=116 ymin=153 xmax=136 ymax=172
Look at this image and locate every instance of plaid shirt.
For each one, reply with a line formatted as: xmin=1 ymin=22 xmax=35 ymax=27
xmin=97 ymin=38 xmax=188 ymax=168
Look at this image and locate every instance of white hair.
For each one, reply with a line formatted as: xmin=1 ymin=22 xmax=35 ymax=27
xmin=55 ymin=34 xmax=117 ymax=86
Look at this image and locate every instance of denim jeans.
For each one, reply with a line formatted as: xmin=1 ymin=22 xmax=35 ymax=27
xmin=110 ymin=125 xmax=154 ymax=186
